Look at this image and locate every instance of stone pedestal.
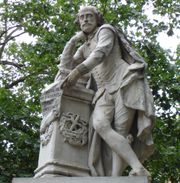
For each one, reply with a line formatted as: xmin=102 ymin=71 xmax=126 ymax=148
xmin=34 ymin=83 xmax=94 ymax=177
xmin=13 ymin=176 xmax=149 ymax=183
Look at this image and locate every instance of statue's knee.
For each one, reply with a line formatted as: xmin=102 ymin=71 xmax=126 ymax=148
xmin=93 ymin=119 xmax=109 ymax=134
xmin=93 ymin=119 xmax=103 ymax=132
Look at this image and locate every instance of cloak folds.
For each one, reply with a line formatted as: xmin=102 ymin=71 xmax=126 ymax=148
xmin=88 ymin=25 xmax=155 ymax=176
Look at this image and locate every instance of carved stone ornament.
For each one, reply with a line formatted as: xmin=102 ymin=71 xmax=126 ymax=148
xmin=59 ymin=112 xmax=88 ymax=146
xmin=40 ymin=122 xmax=54 ymax=146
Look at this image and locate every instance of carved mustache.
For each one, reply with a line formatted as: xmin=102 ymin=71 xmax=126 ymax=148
xmin=82 ymin=23 xmax=92 ymax=26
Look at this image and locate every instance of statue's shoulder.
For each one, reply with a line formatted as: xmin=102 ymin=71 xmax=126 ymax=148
xmin=96 ymin=24 xmax=116 ymax=40
xmin=98 ymin=25 xmax=146 ymax=65
xmin=98 ymin=24 xmax=116 ymax=33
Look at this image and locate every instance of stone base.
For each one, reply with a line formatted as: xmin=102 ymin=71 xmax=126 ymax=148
xmin=35 ymin=85 xmax=94 ymax=177
xmin=12 ymin=176 xmax=149 ymax=183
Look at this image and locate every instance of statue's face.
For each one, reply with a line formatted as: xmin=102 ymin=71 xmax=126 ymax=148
xmin=79 ymin=9 xmax=98 ymax=34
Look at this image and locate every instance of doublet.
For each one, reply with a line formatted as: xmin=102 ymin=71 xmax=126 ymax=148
xmin=77 ymin=24 xmax=130 ymax=94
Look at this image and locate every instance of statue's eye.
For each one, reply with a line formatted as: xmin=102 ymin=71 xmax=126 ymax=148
xmin=79 ymin=15 xmax=84 ymax=20
xmin=87 ymin=14 xmax=93 ymax=18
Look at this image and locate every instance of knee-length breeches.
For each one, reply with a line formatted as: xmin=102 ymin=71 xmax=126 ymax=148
xmin=92 ymin=89 xmax=135 ymax=137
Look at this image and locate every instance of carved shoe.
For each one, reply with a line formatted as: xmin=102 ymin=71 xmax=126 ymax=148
xmin=129 ymin=167 xmax=151 ymax=182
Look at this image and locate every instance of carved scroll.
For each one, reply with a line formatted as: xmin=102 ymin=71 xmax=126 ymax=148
xmin=40 ymin=82 xmax=62 ymax=146
xmin=40 ymin=122 xmax=54 ymax=146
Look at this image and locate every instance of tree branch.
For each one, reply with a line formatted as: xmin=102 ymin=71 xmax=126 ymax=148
xmin=7 ymin=31 xmax=25 ymax=42
xmin=0 ymin=60 xmax=24 ymax=69
xmin=5 ymin=76 xmax=28 ymax=89
xmin=0 ymin=28 xmax=25 ymax=46
xmin=4 ymin=67 xmax=49 ymax=89
xmin=0 ymin=29 xmax=25 ymax=59
xmin=0 ymin=25 xmax=22 ymax=38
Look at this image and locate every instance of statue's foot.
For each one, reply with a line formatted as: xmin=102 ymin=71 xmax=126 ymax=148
xmin=129 ymin=167 xmax=151 ymax=182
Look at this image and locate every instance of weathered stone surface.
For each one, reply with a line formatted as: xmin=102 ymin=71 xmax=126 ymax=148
xmin=60 ymin=6 xmax=155 ymax=177
xmin=34 ymin=84 xmax=94 ymax=178
xmin=13 ymin=176 xmax=149 ymax=183
xmin=34 ymin=5 xmax=155 ymax=179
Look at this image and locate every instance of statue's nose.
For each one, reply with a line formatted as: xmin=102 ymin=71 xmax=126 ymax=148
xmin=84 ymin=18 xmax=88 ymax=23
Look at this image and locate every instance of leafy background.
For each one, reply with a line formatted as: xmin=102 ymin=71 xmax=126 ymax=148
xmin=0 ymin=0 xmax=179 ymax=182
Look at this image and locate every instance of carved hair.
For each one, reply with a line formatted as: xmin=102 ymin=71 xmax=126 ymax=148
xmin=74 ymin=6 xmax=104 ymax=28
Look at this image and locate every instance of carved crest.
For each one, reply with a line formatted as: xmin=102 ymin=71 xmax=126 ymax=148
xmin=59 ymin=112 xmax=88 ymax=146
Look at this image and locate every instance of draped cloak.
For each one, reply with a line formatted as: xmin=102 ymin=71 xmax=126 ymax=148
xmin=88 ymin=24 xmax=155 ymax=176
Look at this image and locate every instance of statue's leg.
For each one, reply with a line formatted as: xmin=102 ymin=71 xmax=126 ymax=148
xmin=92 ymin=92 xmax=150 ymax=177
xmin=112 ymin=152 xmax=126 ymax=176
xmin=111 ymin=90 xmax=135 ymax=176
xmin=112 ymin=109 xmax=136 ymax=175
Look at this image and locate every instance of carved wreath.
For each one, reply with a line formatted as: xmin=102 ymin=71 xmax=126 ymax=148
xmin=59 ymin=112 xmax=88 ymax=146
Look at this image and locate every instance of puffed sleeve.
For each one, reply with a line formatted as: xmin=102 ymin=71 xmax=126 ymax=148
xmin=60 ymin=39 xmax=85 ymax=69
xmin=73 ymin=44 xmax=85 ymax=64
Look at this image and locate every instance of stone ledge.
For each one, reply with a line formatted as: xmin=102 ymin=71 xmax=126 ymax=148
xmin=12 ymin=176 xmax=149 ymax=183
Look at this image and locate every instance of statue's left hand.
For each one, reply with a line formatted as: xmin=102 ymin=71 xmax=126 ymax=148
xmin=71 ymin=31 xmax=86 ymax=43
xmin=61 ymin=68 xmax=81 ymax=88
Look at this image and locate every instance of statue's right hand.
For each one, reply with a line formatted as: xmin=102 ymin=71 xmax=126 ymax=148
xmin=61 ymin=68 xmax=81 ymax=89
xmin=61 ymin=76 xmax=69 ymax=89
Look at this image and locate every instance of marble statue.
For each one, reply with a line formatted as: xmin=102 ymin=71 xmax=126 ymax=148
xmin=60 ymin=6 xmax=155 ymax=180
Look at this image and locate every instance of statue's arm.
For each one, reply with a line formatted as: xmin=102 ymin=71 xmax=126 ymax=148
xmin=61 ymin=28 xmax=115 ymax=88
xmin=78 ymin=28 xmax=115 ymax=72
xmin=72 ymin=45 xmax=84 ymax=67
xmin=59 ymin=32 xmax=85 ymax=69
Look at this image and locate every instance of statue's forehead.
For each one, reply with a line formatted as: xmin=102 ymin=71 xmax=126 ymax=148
xmin=79 ymin=9 xmax=95 ymax=16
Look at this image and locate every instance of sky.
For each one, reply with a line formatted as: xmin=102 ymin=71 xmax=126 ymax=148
xmin=143 ymin=2 xmax=179 ymax=55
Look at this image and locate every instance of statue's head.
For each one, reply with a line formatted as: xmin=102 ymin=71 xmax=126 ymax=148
xmin=75 ymin=6 xmax=104 ymax=34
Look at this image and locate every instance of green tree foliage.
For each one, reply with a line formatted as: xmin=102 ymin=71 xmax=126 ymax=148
xmin=0 ymin=0 xmax=179 ymax=182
